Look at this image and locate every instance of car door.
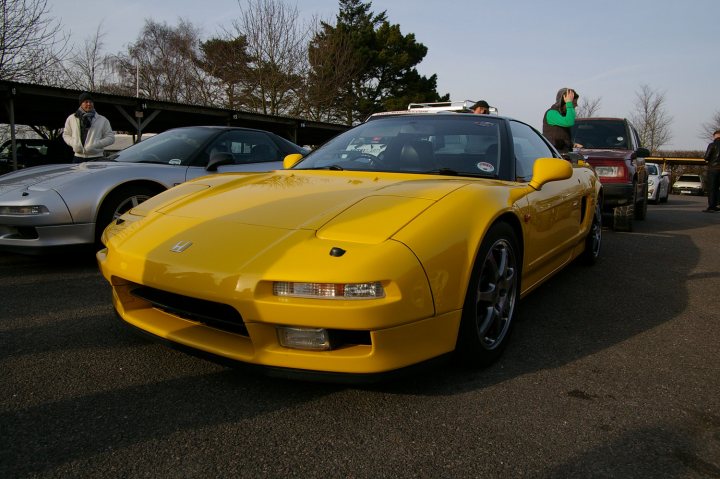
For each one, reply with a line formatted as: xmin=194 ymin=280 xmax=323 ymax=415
xmin=509 ymin=120 xmax=584 ymax=272
xmin=185 ymin=130 xmax=284 ymax=181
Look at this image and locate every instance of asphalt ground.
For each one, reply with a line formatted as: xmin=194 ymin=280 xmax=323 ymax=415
xmin=1 ymin=194 xmax=719 ymax=478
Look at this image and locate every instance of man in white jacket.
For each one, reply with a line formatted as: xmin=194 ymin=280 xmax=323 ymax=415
xmin=63 ymin=92 xmax=114 ymax=163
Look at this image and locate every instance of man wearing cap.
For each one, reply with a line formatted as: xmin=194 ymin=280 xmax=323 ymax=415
xmin=542 ymin=88 xmax=578 ymax=153
xmin=63 ymin=92 xmax=114 ymax=163
xmin=471 ymin=100 xmax=490 ymax=114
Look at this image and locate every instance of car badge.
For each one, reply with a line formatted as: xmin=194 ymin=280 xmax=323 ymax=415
xmin=170 ymin=240 xmax=193 ymax=253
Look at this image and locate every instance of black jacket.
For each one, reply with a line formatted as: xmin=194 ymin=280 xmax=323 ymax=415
xmin=705 ymin=139 xmax=720 ymax=169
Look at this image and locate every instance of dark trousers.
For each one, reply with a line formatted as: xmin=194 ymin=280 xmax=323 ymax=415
xmin=707 ymin=167 xmax=720 ymax=208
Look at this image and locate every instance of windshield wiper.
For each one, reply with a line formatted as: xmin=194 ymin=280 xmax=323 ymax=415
xmin=300 ymin=165 xmax=344 ymax=171
xmin=424 ymin=167 xmax=460 ymax=176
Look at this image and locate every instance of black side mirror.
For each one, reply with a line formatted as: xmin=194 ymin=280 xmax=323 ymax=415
xmin=206 ymin=152 xmax=234 ymax=171
xmin=635 ymin=147 xmax=651 ymax=158
xmin=562 ymin=152 xmax=584 ymax=163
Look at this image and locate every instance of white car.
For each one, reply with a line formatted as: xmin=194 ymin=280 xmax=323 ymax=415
xmin=0 ymin=126 xmax=307 ymax=254
xmin=646 ymin=162 xmax=670 ymax=203
xmin=672 ymin=173 xmax=705 ymax=196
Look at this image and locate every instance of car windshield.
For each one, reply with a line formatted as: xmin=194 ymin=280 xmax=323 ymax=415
xmin=106 ymin=127 xmax=216 ymax=165
xmin=646 ymin=164 xmax=659 ymax=175
xmin=678 ymin=175 xmax=700 ymax=182
xmin=292 ymin=115 xmax=503 ymax=177
xmin=572 ymin=120 xmax=630 ymax=149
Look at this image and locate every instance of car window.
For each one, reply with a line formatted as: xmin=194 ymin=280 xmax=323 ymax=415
xmin=572 ymin=120 xmax=630 ymax=149
xmin=678 ymin=175 xmax=701 ymax=182
xmin=646 ymin=164 xmax=659 ymax=175
xmin=201 ymin=130 xmax=281 ymax=166
xmin=112 ymin=128 xmax=216 ymax=165
xmin=294 ymin=115 xmax=504 ymax=177
xmin=509 ymin=120 xmax=556 ymax=180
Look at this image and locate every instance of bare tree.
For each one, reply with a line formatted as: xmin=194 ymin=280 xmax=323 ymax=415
xmin=699 ymin=110 xmax=720 ymax=142
xmin=230 ymin=0 xmax=311 ymax=116
xmin=0 ymin=0 xmax=69 ymax=83
xmin=576 ymin=96 xmax=602 ymax=118
xmin=110 ymin=19 xmax=217 ymax=105
xmin=630 ymin=84 xmax=672 ymax=153
xmin=62 ymin=23 xmax=113 ymax=91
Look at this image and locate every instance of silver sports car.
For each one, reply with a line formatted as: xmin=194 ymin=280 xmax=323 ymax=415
xmin=0 ymin=126 xmax=308 ymax=254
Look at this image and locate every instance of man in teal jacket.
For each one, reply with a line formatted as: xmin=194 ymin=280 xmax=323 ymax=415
xmin=542 ymin=88 xmax=578 ymax=153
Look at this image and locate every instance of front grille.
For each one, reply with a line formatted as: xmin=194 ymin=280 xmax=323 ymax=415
xmin=130 ymin=286 xmax=248 ymax=336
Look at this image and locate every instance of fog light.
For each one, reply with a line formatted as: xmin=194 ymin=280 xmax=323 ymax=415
xmin=277 ymin=327 xmax=331 ymax=351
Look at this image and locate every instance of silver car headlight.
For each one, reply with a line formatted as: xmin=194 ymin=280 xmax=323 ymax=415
xmin=0 ymin=205 xmax=50 ymax=216
xmin=648 ymin=178 xmax=655 ymax=187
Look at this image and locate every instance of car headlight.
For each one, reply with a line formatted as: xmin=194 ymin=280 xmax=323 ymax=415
xmin=273 ymin=281 xmax=385 ymax=299
xmin=0 ymin=205 xmax=49 ymax=215
xmin=648 ymin=178 xmax=655 ymax=187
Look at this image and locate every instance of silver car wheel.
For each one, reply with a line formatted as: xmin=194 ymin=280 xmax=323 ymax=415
xmin=472 ymin=237 xmax=518 ymax=351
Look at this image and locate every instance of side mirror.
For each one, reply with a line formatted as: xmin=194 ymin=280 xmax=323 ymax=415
xmin=206 ymin=152 xmax=234 ymax=171
xmin=635 ymin=147 xmax=651 ymax=158
xmin=529 ymin=158 xmax=573 ymax=191
xmin=562 ymin=151 xmax=584 ymax=164
xmin=661 ymin=171 xmax=670 ymax=177
xmin=283 ymin=153 xmax=304 ymax=169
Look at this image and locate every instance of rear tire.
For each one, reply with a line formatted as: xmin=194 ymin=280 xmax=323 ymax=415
xmin=634 ymin=183 xmax=648 ymax=220
xmin=456 ymin=222 xmax=520 ymax=368
xmin=582 ymin=200 xmax=602 ymax=265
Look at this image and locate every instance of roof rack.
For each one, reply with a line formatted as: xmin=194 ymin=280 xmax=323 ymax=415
xmin=407 ymin=100 xmax=498 ymax=114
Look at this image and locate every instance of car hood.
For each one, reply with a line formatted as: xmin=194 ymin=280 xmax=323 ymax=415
xmin=110 ymin=170 xmax=476 ymax=257
xmin=0 ymin=162 xmax=132 ymax=193
xmin=159 ymin=170 xmax=467 ymax=238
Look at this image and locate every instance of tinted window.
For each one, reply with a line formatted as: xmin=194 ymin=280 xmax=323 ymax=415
xmin=509 ymin=120 xmax=556 ymax=180
xmin=646 ymin=164 xmax=659 ymax=175
xmin=110 ymin=127 xmax=217 ymax=166
xmin=294 ymin=115 xmax=503 ymax=177
xmin=201 ymin=130 xmax=281 ymax=166
xmin=572 ymin=120 xmax=631 ymax=149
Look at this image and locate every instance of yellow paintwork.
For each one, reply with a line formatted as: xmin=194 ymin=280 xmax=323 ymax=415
xmin=98 ymin=159 xmax=601 ymax=375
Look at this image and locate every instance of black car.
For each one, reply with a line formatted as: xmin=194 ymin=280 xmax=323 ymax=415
xmin=0 ymin=138 xmax=73 ymax=173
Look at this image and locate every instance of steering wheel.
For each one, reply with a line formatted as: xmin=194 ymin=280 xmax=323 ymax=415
xmin=348 ymin=153 xmax=382 ymax=169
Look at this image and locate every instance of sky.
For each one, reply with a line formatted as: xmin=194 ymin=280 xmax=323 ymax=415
xmin=48 ymin=0 xmax=719 ymax=151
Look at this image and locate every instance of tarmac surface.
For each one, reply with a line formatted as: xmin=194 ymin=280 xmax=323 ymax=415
xmin=1 ymin=194 xmax=719 ymax=478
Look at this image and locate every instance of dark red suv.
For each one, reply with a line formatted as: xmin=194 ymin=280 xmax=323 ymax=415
xmin=572 ymin=118 xmax=649 ymax=231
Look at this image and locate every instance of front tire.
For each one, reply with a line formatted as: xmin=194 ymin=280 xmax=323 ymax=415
xmin=95 ymin=185 xmax=159 ymax=245
xmin=456 ymin=222 xmax=520 ymax=368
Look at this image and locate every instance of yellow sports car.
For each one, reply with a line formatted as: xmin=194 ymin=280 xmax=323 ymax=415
xmin=98 ymin=112 xmax=602 ymax=380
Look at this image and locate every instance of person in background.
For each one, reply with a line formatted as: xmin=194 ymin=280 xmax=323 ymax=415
xmin=702 ymin=129 xmax=720 ymax=212
xmin=542 ymin=88 xmax=578 ymax=153
xmin=471 ymin=100 xmax=490 ymax=114
xmin=63 ymin=92 xmax=114 ymax=163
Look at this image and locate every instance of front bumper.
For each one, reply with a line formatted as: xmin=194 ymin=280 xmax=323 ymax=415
xmin=0 ymin=223 xmax=95 ymax=253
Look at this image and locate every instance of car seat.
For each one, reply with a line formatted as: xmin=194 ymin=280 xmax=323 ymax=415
xmin=383 ymin=137 xmax=436 ymax=171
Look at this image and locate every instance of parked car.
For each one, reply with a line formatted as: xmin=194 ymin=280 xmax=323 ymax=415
xmin=572 ymin=118 xmax=649 ymax=231
xmin=646 ymin=162 xmax=670 ymax=203
xmin=0 ymin=126 xmax=308 ymax=254
xmin=672 ymin=173 xmax=705 ymax=196
xmin=98 ymin=111 xmax=603 ymax=380
xmin=0 ymin=138 xmax=73 ymax=173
